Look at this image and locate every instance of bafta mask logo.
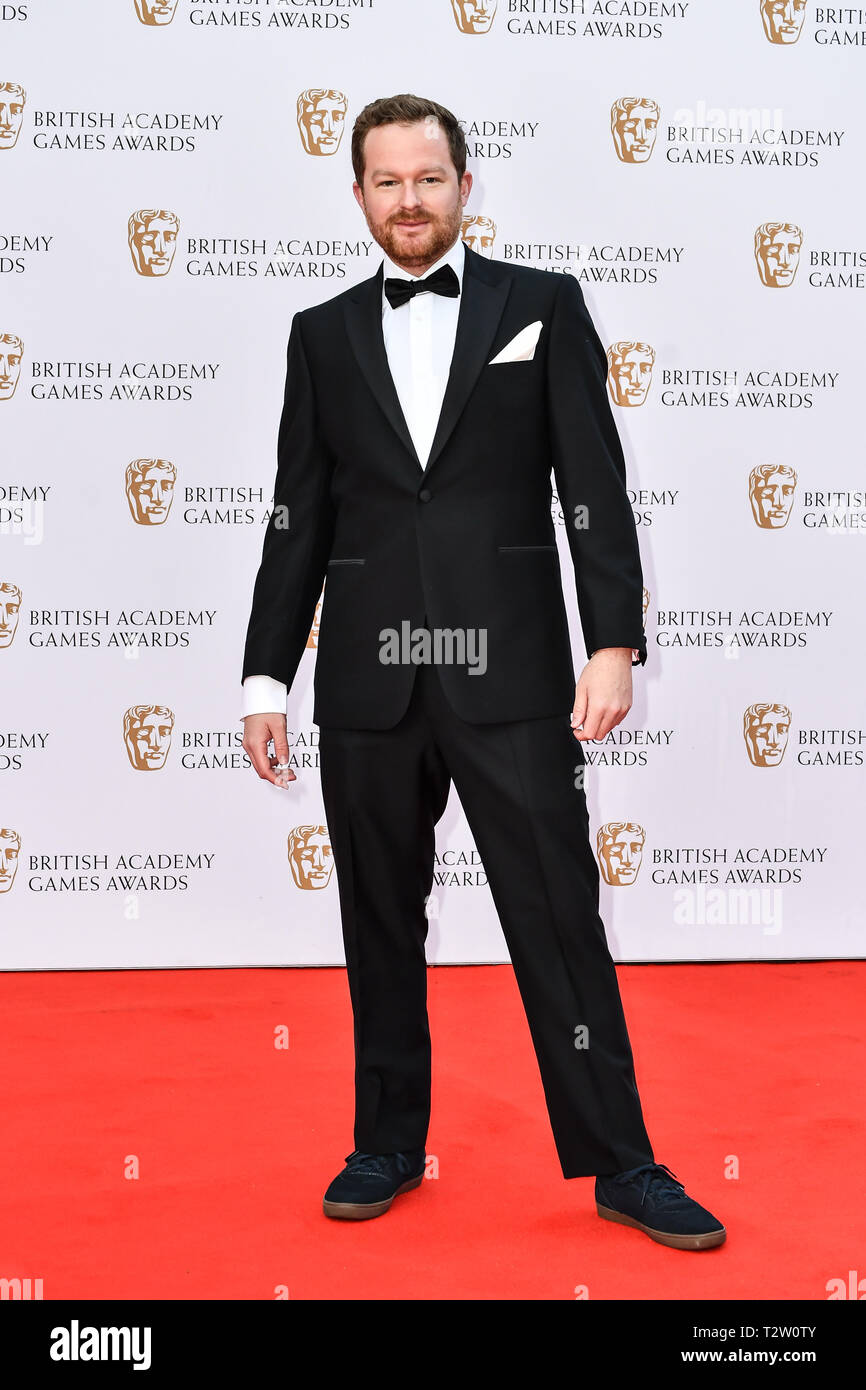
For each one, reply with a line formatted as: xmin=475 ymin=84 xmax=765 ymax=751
xmin=126 ymin=458 xmax=176 ymax=525
xmin=611 ymin=97 xmax=660 ymax=164
xmin=754 ymin=222 xmax=802 ymax=288
xmin=288 ymin=824 xmax=334 ymax=890
xmin=451 ymin=0 xmax=498 ymax=32
xmin=749 ymin=462 xmax=798 ymax=529
xmin=597 ymin=822 xmax=645 ymax=886
xmin=760 ymin=0 xmax=807 ymax=44
xmin=0 ymin=82 xmax=26 ymax=151
xmin=0 ymin=333 xmax=23 ymax=401
xmin=642 ymin=587 xmax=650 ymax=622
xmin=607 ymin=342 xmax=655 ymax=407
xmin=0 ymin=827 xmax=20 ymax=895
xmin=124 ymin=704 xmax=175 ymax=770
xmin=306 ymin=594 xmax=323 ymax=649
xmin=134 ymin=0 xmax=179 ymax=25
xmin=743 ymin=702 xmax=791 ymax=767
xmin=128 ymin=209 xmax=179 ymax=277
xmin=296 ymin=89 xmax=348 ymax=157
xmin=461 ymin=215 xmax=497 ymax=258
xmin=0 ymin=581 xmax=21 ymax=648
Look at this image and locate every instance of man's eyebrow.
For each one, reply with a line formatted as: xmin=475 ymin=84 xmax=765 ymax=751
xmin=369 ymin=165 xmax=450 ymax=178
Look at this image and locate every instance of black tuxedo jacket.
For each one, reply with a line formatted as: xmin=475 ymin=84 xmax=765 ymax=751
xmin=241 ymin=242 xmax=647 ymax=729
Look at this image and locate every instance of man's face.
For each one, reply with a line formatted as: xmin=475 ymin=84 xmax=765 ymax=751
xmin=761 ymin=0 xmax=807 ymax=44
xmin=135 ymin=0 xmax=179 ymax=24
xmin=746 ymin=710 xmax=790 ymax=766
xmin=0 ymin=838 xmax=19 ymax=893
xmin=307 ymin=597 xmax=322 ymax=648
xmin=353 ymin=120 xmax=472 ymax=272
xmin=451 ymin=0 xmax=498 ymax=32
xmin=131 ymin=216 xmax=178 ymax=276
xmin=0 ymin=91 xmax=25 ymax=149
xmin=613 ymin=103 xmax=659 ymax=163
xmin=130 ymin=465 xmax=175 ymax=524
xmin=756 ymin=229 xmax=801 ymax=287
xmin=291 ymin=831 xmax=333 ymax=889
xmin=600 ymin=832 xmax=643 ymax=885
xmin=609 ymin=348 xmax=654 ymax=406
xmin=0 ymin=343 xmax=22 ymax=400
xmin=128 ymin=713 xmax=173 ymax=770
xmin=751 ymin=470 xmax=795 ymax=528
xmin=299 ymin=94 xmax=347 ymax=156
xmin=0 ymin=592 xmax=20 ymax=647
xmin=462 ymin=217 xmax=496 ymax=257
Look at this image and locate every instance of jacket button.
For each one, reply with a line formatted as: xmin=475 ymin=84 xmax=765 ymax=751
xmin=418 ymin=488 xmax=432 ymax=503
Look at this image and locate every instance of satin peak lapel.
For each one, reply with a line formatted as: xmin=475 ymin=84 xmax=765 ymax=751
xmin=423 ymin=257 xmax=511 ymax=478
xmin=343 ymin=266 xmax=421 ymax=468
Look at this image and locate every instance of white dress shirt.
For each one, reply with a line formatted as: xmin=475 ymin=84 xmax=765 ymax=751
xmin=379 ymin=233 xmax=465 ymax=470
xmin=242 ymin=235 xmax=638 ymax=717
xmin=242 ymin=236 xmax=466 ymax=718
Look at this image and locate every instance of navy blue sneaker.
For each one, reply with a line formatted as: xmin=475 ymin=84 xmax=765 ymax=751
xmin=323 ymin=1148 xmax=426 ymax=1221
xmin=595 ymin=1162 xmax=726 ymax=1251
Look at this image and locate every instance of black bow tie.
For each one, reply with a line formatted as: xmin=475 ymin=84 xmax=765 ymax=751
xmin=383 ymin=262 xmax=460 ymax=309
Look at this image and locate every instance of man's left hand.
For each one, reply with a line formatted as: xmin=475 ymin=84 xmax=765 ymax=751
xmin=570 ymin=647 xmax=633 ymax=741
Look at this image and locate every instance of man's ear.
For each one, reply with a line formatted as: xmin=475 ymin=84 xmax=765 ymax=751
xmin=352 ymin=181 xmax=365 ymax=213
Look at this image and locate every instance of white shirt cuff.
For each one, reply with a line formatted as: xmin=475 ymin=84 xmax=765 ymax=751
xmin=242 ymin=674 xmax=288 ymax=719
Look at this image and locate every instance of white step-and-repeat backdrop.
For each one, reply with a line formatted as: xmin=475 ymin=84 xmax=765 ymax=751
xmin=2 ymin=1 xmax=863 ymax=967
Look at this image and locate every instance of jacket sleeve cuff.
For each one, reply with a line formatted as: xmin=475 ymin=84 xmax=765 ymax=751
xmin=590 ymin=646 xmax=644 ymax=666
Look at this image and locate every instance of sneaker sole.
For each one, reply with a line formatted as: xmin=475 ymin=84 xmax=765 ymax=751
xmin=596 ymin=1202 xmax=726 ymax=1251
xmin=323 ymin=1174 xmax=424 ymax=1221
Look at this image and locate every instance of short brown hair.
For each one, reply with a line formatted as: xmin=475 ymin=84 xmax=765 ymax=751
xmin=351 ymin=93 xmax=467 ymax=186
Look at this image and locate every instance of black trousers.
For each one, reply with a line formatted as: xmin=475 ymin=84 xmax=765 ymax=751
xmin=317 ymin=652 xmax=655 ymax=1179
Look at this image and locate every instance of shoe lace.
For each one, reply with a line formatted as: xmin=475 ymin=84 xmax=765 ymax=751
xmin=623 ymin=1162 xmax=686 ymax=1209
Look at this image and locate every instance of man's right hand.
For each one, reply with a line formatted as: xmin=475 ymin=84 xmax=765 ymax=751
xmin=242 ymin=712 xmax=296 ymax=787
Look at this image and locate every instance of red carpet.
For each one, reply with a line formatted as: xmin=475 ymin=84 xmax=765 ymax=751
xmin=0 ymin=962 xmax=863 ymax=1301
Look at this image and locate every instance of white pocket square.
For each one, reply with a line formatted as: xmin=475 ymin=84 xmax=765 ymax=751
xmin=488 ymin=320 xmax=543 ymax=365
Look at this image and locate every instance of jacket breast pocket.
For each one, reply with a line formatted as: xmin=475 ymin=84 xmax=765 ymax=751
xmin=327 ymin=558 xmax=366 ymax=566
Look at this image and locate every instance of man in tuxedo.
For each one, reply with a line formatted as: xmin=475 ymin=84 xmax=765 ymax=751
xmin=241 ymin=94 xmax=725 ymax=1251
